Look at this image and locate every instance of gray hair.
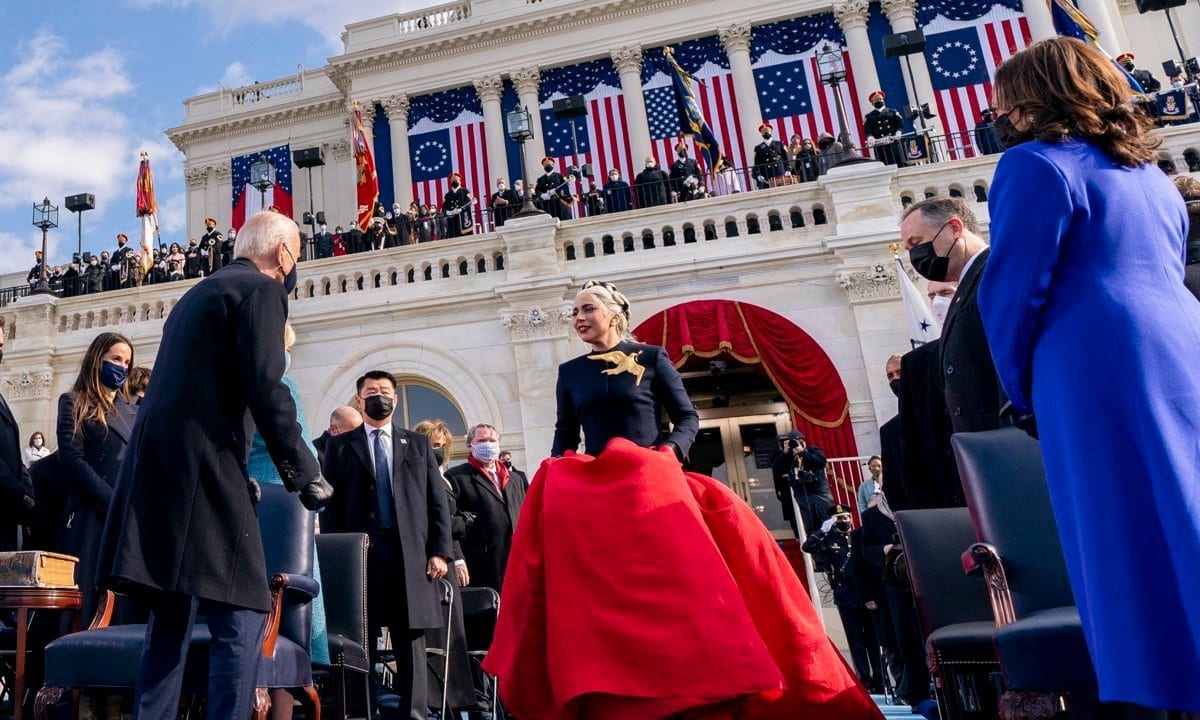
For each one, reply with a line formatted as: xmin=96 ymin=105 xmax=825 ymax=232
xmin=233 ymin=211 xmax=299 ymax=261
xmin=467 ymin=423 xmax=499 ymax=444
xmin=901 ymin=197 xmax=982 ymax=236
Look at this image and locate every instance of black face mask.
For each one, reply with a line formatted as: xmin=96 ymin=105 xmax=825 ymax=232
xmin=889 ymin=378 xmax=902 ymax=398
xmin=543 ymin=165 xmax=554 ymax=173
xmin=908 ymin=222 xmax=959 ymax=281
xmin=283 ymin=263 xmax=298 ymax=293
xmin=363 ymin=395 xmax=394 ymax=421
xmin=761 ymin=132 xmax=772 ymax=140
xmin=872 ymin=101 xmax=885 ymax=109
xmin=835 ymin=520 xmax=852 ymax=532
xmin=993 ymin=112 xmax=1032 ymax=149
xmin=451 ymin=181 xmax=460 ymax=188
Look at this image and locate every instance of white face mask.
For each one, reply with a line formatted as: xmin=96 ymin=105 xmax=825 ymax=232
xmin=33 ymin=439 xmax=43 ymax=449
xmin=931 ymin=295 xmax=952 ymax=325
xmin=471 ymin=441 xmax=501 ymax=464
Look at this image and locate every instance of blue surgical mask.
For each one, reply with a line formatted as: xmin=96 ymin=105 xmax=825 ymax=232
xmin=100 ymin=360 xmax=128 ymax=390
xmin=471 ymin=441 xmax=501 ymax=464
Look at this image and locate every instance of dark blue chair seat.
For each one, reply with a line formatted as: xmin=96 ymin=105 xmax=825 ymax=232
xmin=44 ymin=623 xmax=312 ymax=691
xmin=926 ymin=620 xmax=998 ymax=668
xmin=325 ymin=633 xmax=369 ymax=674
xmin=993 ymin=607 xmax=1095 ymax=696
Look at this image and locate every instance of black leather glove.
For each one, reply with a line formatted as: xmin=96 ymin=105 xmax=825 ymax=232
xmin=298 ymin=475 xmax=333 ymax=512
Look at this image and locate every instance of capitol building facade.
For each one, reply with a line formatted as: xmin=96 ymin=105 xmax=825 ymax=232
xmin=1 ymin=0 xmax=1198 ymax=541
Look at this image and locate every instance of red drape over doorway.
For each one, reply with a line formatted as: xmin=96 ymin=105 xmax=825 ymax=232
xmin=634 ymin=300 xmax=859 ymax=459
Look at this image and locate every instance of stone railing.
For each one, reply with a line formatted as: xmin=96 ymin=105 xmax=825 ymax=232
xmin=52 ymin=284 xmax=194 ymax=335
xmin=226 ymin=74 xmax=304 ymax=108
xmin=395 ymin=0 xmax=472 ymax=33
xmin=894 ymin=153 xmax=1000 ymax=215
xmin=556 ymin=181 xmax=833 ymax=264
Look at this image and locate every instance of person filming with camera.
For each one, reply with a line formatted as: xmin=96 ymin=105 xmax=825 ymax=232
xmin=771 ymin=430 xmax=834 ymax=536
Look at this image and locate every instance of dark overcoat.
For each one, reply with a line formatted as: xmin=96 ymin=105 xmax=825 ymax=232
xmin=0 ymin=392 xmax=28 ymax=551
xmin=96 ymin=259 xmax=320 ymax=612
xmin=444 ymin=462 xmax=526 ymax=593
xmin=939 ymin=248 xmax=1007 ymax=434
xmin=319 ymin=424 xmax=453 ymax=629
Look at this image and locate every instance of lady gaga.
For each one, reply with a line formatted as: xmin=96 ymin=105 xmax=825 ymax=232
xmin=483 ymin=280 xmax=881 ymax=719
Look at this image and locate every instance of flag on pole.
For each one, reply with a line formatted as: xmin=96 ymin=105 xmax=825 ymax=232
xmin=660 ymin=46 xmax=727 ymax=177
xmin=351 ymin=100 xmax=380 ymax=231
xmin=136 ymin=152 xmax=158 ymax=271
xmin=1049 ymin=0 xmax=1144 ymax=93
xmin=896 ymin=257 xmax=941 ymax=347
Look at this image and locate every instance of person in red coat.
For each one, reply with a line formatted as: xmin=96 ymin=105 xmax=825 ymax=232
xmin=483 ymin=279 xmax=881 ymax=719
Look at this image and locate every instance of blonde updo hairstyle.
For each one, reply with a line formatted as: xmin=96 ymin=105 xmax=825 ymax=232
xmin=577 ymin=280 xmax=635 ymax=341
xmin=413 ymin=419 xmax=454 ymax=467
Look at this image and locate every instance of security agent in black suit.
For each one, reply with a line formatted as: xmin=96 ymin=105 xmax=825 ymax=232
xmin=489 ymin=179 xmax=520 ymax=227
xmin=96 ymin=211 xmax=332 ymax=720
xmin=863 ymin=91 xmax=904 ymax=166
xmin=752 ymin=123 xmax=788 ymax=188
xmin=878 ymin=354 xmax=910 ymax=512
xmin=0 ymin=329 xmax=34 ymax=551
xmin=445 ymin=425 xmax=527 ymax=595
xmin=313 ymin=224 xmax=334 ymax=259
xmin=899 ymin=340 xmax=964 ymax=508
xmin=633 ymin=157 xmax=670 ymax=209
xmin=320 ymin=370 xmax=453 ymax=719
xmin=901 ymin=197 xmax=1006 ymax=435
xmin=498 ymin=450 xmax=528 ymax=490
xmin=668 ymin=141 xmax=703 ymax=202
xmin=974 ymin=108 xmax=1003 ymax=156
xmin=534 ymin=157 xmax=572 ymax=221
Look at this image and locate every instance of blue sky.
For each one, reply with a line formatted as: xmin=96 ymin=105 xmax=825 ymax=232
xmin=0 ymin=0 xmax=423 ymax=275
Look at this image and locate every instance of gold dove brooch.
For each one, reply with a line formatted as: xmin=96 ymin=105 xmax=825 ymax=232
xmin=589 ymin=350 xmax=646 ymax=386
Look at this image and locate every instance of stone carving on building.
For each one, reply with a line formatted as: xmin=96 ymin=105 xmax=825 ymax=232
xmin=881 ymin=0 xmax=919 ymax=22
xmin=610 ymin=46 xmax=644 ymax=75
xmin=381 ymin=93 xmax=411 ymax=122
xmin=472 ymin=75 xmax=504 ymax=104
xmin=510 ymin=67 xmax=541 ymax=95
xmin=502 ymin=305 xmax=572 ymax=340
xmin=329 ymin=139 xmax=353 ymax=161
xmin=3 ymin=370 xmax=52 ymax=401
xmin=212 ymin=163 xmax=231 ymax=181
xmin=184 ymin=166 xmax=208 ymax=189
xmin=833 ymin=0 xmax=872 ymax=30
xmin=718 ymin=24 xmax=753 ymax=53
xmin=837 ymin=261 xmax=919 ymax=303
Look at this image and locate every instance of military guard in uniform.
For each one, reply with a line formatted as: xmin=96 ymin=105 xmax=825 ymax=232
xmin=441 ymin=172 xmax=474 ymax=237
xmin=863 ymin=91 xmax=904 ymax=166
xmin=200 ymin=217 xmax=223 ymax=274
xmin=752 ymin=122 xmax=788 ymax=189
xmin=668 ymin=140 xmax=703 ymax=202
xmin=535 ymin=157 xmax=573 ymax=221
xmin=1117 ymin=53 xmax=1161 ymax=93
xmin=111 ymin=233 xmax=136 ymax=289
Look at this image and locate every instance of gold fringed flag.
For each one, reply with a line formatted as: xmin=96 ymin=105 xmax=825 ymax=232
xmin=351 ymin=101 xmax=380 ymax=232
xmin=136 ymin=152 xmax=159 ymax=271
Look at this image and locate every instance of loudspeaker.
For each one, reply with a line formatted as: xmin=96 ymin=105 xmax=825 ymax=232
xmin=1164 ymin=59 xmax=1183 ymax=78
xmin=316 ymin=211 xmax=327 ymax=225
xmin=293 ymin=147 xmax=325 ymax=168
xmin=65 ymin=193 xmax=95 ymax=212
xmin=552 ymin=95 xmax=587 ymax=119
xmin=883 ymin=30 xmax=926 ymax=58
xmin=1135 ymin=0 xmax=1185 ymax=12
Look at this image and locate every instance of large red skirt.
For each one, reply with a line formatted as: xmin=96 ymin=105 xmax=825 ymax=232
xmin=482 ymin=439 xmax=882 ymax=719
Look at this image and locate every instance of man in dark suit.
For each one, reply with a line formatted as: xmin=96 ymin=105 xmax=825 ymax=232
xmin=313 ymin=223 xmax=334 ymax=259
xmin=489 ymin=178 xmax=520 ymax=228
xmin=752 ymin=122 xmax=788 ymax=188
xmin=320 ymin=370 xmax=453 ymax=719
xmin=668 ymin=141 xmax=703 ymax=202
xmin=0 ymin=327 xmax=34 ymax=551
xmin=898 ymin=340 xmax=964 ymax=508
xmin=878 ymin=354 xmax=909 ymax=511
xmin=900 ymin=197 xmax=1005 ymax=435
xmin=497 ymin=449 xmax=528 ymax=490
xmin=602 ymin=169 xmax=632 ymax=213
xmin=446 ymin=425 xmax=527 ymax=594
xmin=97 ymin=211 xmax=332 ymax=720
xmin=313 ymin=405 xmax=363 ymax=469
xmin=633 ymin=156 xmax=670 ymax=208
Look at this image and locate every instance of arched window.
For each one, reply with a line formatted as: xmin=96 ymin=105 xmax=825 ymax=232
xmin=392 ymin=378 xmax=469 ymax=441
xmin=565 ymin=244 xmax=577 ymax=261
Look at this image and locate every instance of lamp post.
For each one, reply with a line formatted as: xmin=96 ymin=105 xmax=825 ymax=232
xmin=506 ymin=105 xmax=545 ymax=218
xmin=31 ymin=197 xmax=58 ymax=295
xmin=249 ymin=155 xmax=275 ymax=211
xmin=817 ymin=44 xmax=850 ymax=145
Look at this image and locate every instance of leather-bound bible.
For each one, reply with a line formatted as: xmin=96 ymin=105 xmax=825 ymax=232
xmin=0 ymin=551 xmax=78 ymax=588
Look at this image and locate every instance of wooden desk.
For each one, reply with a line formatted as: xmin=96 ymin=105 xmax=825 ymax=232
xmin=0 ymin=587 xmax=81 ymax=720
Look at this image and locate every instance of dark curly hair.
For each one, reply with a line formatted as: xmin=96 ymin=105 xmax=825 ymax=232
xmin=993 ymin=37 xmax=1159 ymax=168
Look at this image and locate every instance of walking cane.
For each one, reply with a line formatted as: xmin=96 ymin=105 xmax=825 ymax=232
xmin=438 ymin=578 xmax=454 ymax=719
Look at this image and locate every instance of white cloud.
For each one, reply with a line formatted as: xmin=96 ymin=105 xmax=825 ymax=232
xmin=127 ymin=0 xmax=432 ymax=50
xmin=196 ymin=61 xmax=253 ymax=94
xmin=0 ymin=231 xmax=63 ymax=275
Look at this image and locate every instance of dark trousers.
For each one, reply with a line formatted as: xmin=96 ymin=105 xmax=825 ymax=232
xmin=369 ymin=530 xmax=428 ymax=720
xmin=884 ymin=579 xmax=930 ymax=706
xmin=837 ymin=604 xmax=882 ymax=690
xmin=133 ymin=593 xmax=265 ymax=720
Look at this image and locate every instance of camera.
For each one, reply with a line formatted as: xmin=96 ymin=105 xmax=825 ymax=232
xmin=708 ymin=360 xmax=727 ymax=376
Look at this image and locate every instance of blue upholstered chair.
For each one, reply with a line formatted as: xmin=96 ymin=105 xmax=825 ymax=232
xmin=35 ymin=484 xmax=321 ymax=720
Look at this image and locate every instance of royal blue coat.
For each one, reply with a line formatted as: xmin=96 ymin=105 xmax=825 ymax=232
xmin=979 ymin=138 xmax=1200 ymax=711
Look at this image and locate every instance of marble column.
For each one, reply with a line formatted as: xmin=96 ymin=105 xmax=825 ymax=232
xmin=473 ymin=75 xmax=512 ymax=187
xmin=184 ymin=165 xmax=208 ymax=238
xmin=833 ymin=0 xmax=885 ymax=112
xmin=719 ymin=24 xmax=763 ymax=168
xmin=212 ymin=164 xmax=231 ymax=230
xmin=881 ymin=0 xmax=939 ymax=132
xmin=1021 ymin=0 xmax=1057 ymax=41
xmin=1077 ymin=0 xmax=1126 ymax=54
xmin=360 ymin=100 xmax=377 ymax=147
xmin=382 ymin=93 xmax=413 ymax=210
xmin=610 ymin=46 xmax=654 ymax=167
xmin=329 ymin=137 xmax=355 ymax=228
xmin=510 ymin=67 xmax=547 ymax=182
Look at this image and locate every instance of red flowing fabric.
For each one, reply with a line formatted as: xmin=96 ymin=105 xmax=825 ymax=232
xmin=634 ymin=301 xmax=859 ymax=459
xmin=483 ymin=440 xmax=882 ymax=720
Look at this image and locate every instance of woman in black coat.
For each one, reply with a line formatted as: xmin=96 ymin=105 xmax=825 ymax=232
xmin=56 ymin=331 xmax=137 ymax=622
xmin=413 ymin=420 xmax=480 ymax=714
